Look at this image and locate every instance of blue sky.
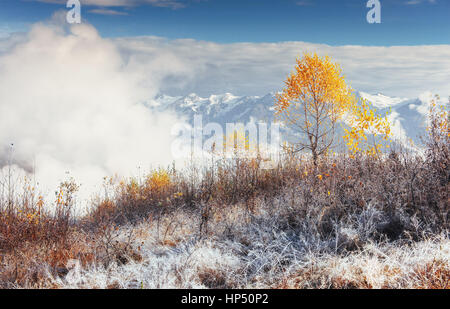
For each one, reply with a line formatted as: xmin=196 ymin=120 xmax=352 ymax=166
xmin=0 ymin=0 xmax=449 ymax=45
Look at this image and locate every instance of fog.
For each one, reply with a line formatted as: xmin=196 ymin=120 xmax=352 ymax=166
xmin=0 ymin=15 xmax=185 ymax=207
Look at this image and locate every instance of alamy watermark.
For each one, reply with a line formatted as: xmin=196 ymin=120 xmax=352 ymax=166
xmin=171 ymin=116 xmax=281 ymax=169
xmin=64 ymin=1 xmax=380 ymax=25
xmin=367 ymin=0 xmax=381 ymax=24
xmin=66 ymin=0 xmax=81 ymax=24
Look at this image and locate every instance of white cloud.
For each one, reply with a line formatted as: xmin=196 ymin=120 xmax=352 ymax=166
xmin=35 ymin=0 xmax=188 ymax=9
xmin=404 ymin=0 xmax=437 ymax=5
xmin=0 ymin=13 xmax=188 ymax=204
xmin=0 ymin=25 xmax=14 ymax=39
xmin=88 ymin=8 xmax=129 ymax=15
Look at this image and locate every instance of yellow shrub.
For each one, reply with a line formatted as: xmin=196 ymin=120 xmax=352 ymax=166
xmin=146 ymin=169 xmax=172 ymax=193
xmin=343 ymin=98 xmax=391 ymax=156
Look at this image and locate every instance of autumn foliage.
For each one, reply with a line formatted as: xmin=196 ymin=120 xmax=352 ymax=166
xmin=343 ymin=98 xmax=391 ymax=155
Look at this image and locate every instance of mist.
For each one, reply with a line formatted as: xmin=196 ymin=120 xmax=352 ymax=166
xmin=0 ymin=16 xmax=185 ymax=207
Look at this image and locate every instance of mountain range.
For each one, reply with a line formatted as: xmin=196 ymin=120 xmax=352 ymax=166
xmin=149 ymin=91 xmax=446 ymax=150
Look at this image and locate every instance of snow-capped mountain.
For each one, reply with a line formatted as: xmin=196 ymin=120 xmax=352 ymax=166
xmin=151 ymin=92 xmax=277 ymax=125
xmin=150 ymin=91 xmax=447 ymax=149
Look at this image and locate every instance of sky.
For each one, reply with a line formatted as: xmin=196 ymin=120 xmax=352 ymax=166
xmin=0 ymin=0 xmax=449 ymax=45
xmin=0 ymin=1 xmax=449 ymax=99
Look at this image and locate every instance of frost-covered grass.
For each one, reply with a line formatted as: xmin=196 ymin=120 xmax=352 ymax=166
xmin=47 ymin=212 xmax=448 ymax=289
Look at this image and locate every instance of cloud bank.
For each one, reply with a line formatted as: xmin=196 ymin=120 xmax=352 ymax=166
xmin=113 ymin=37 xmax=450 ymax=99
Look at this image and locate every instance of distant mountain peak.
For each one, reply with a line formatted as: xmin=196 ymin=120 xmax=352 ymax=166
xmin=358 ymin=91 xmax=408 ymax=109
